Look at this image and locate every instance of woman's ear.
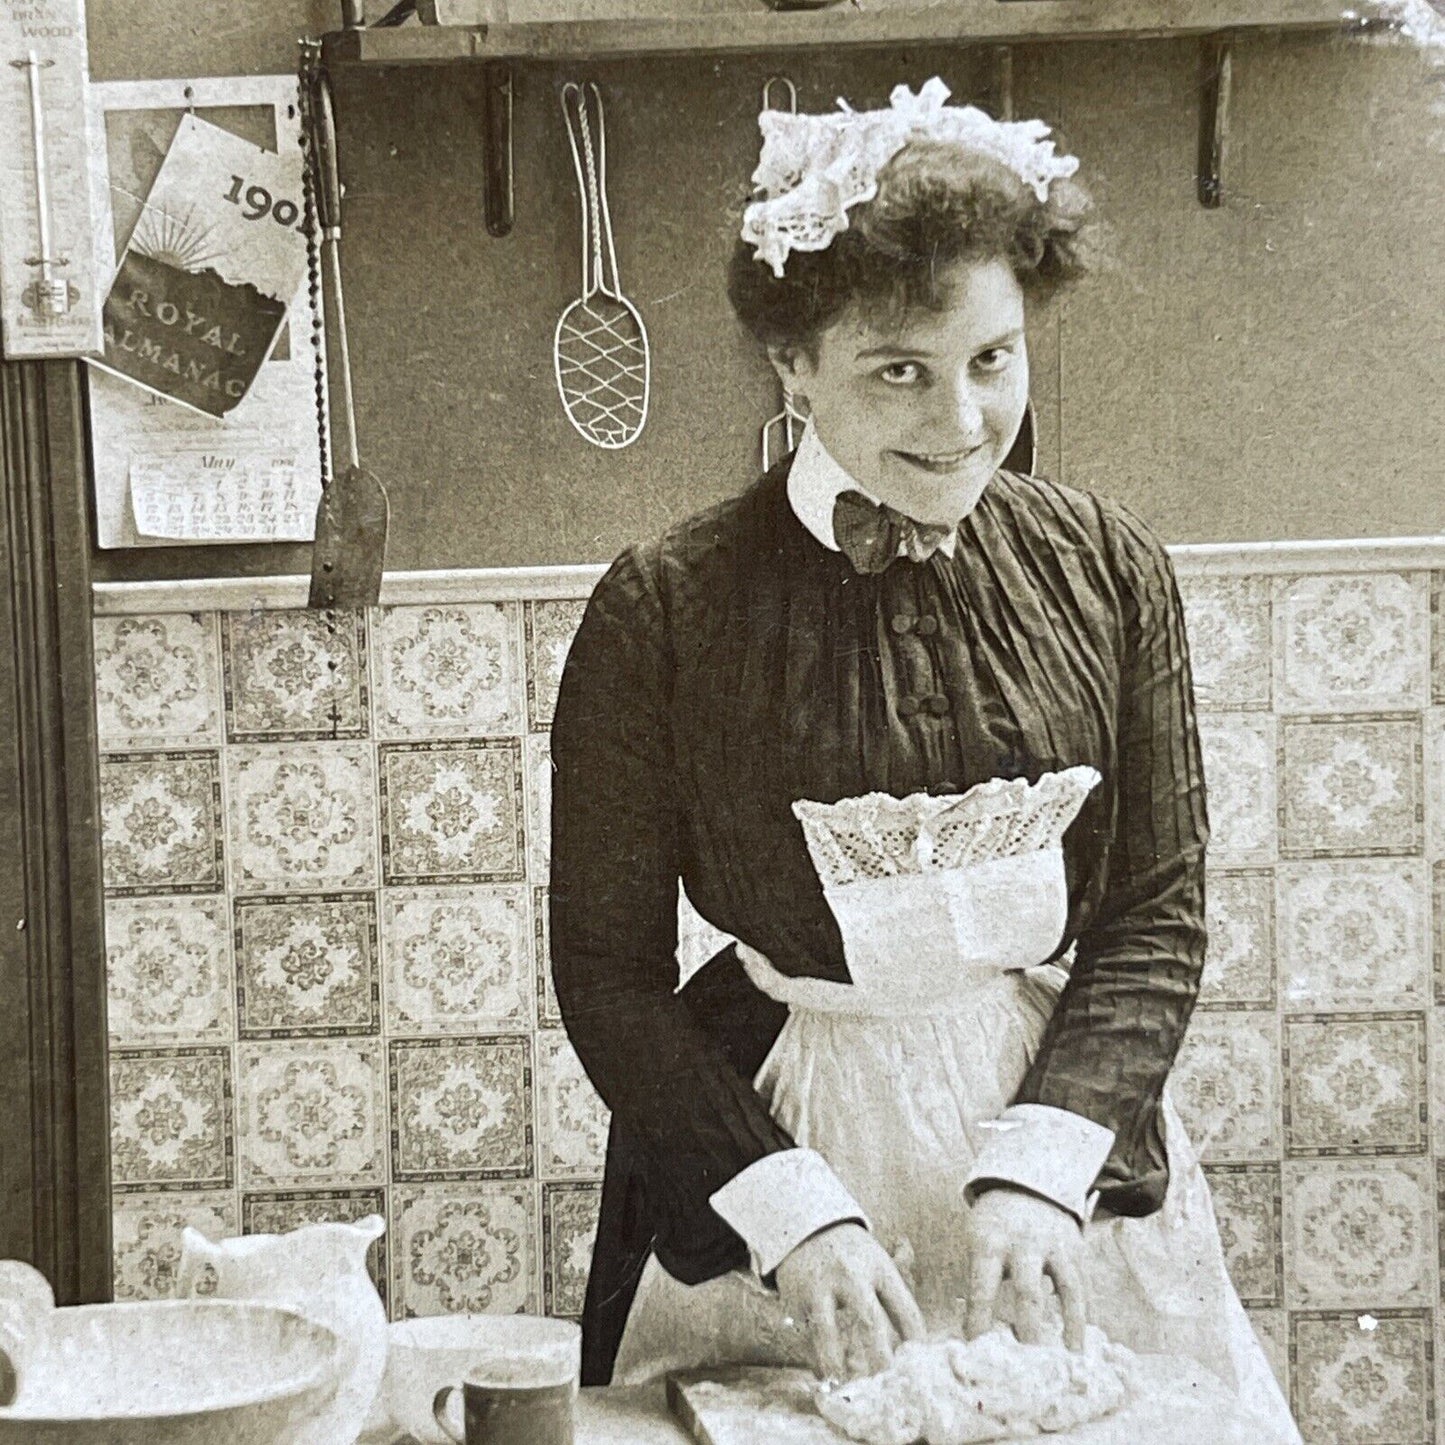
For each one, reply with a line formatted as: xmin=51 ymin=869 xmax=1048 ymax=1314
xmin=765 ymin=343 xmax=813 ymax=403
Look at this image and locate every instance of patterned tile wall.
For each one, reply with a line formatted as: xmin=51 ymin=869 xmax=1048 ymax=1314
xmin=94 ymin=564 xmax=1444 ymax=1442
xmin=95 ymin=599 xmax=609 ymax=1323
xmin=1175 ymin=567 xmax=1443 ymax=1445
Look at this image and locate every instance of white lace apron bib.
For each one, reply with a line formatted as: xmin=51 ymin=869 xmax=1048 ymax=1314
xmin=612 ymin=770 xmax=1300 ymax=1444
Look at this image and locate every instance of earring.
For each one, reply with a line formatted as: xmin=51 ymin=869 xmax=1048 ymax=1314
xmin=784 ymin=389 xmax=807 ymax=448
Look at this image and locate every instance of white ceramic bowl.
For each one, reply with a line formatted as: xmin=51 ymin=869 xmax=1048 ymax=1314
xmin=0 ymin=1298 xmax=341 ymax=1444
xmin=385 ymin=1314 xmax=581 ymax=1444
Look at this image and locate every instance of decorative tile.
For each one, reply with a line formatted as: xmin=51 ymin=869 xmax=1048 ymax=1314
xmin=110 ymin=1047 xmax=233 ymax=1191
xmin=525 ymin=598 xmax=586 ymax=732
xmin=237 ymin=1039 xmax=386 ymax=1187
xmin=1433 ymin=1010 xmax=1445 ymax=1160
xmin=226 ymin=743 xmax=377 ymax=893
xmin=1436 ymin=864 xmax=1445 ymax=1006
xmin=1274 ymin=572 xmax=1430 ymax=714
xmin=1200 ymin=868 xmax=1276 ymax=1009
xmin=1177 ymin=574 xmax=1272 ymax=711
xmin=1198 ymin=715 xmax=1276 ymax=864
xmin=1429 ymin=709 xmax=1445 ymax=862
xmin=235 ymin=895 xmax=380 ymax=1037
xmin=101 ymin=752 xmax=224 ymax=895
xmin=221 ymin=609 xmax=368 ymax=741
xmin=390 ymin=1036 xmax=533 ymax=1181
xmin=1203 ymin=1164 xmax=1282 ymax=1307
xmin=1438 ymin=1311 xmax=1445 ymax=1445
xmin=1170 ymin=1010 xmax=1281 ymax=1163
xmin=241 ymin=1188 xmax=388 ymax=1306
xmin=94 ymin=613 xmax=222 ymax=750
xmin=371 ymin=603 xmax=523 ymax=740
xmin=106 ymin=896 xmax=233 ymax=1044
xmin=112 ymin=1191 xmax=237 ymax=1300
xmin=1246 ymin=1308 xmax=1289 ymax=1397
xmin=1290 ymin=1310 xmax=1434 ymax=1444
xmin=381 ymin=886 xmax=532 ymax=1034
xmin=1440 ymin=1155 xmax=1445 ymax=1263
xmin=535 ymin=1029 xmax=609 ymax=1181
xmin=1279 ymin=716 xmax=1423 ymax=859
xmin=392 ymin=1182 xmax=539 ymax=1317
xmin=524 ymin=732 xmax=551 ymax=882
xmin=1283 ymin=1159 xmax=1435 ymax=1310
xmin=1283 ymin=1013 xmax=1428 ymax=1156
xmin=543 ymin=1182 xmax=601 ymax=1318
xmin=379 ymin=742 xmax=524 ymax=885
xmin=1278 ymin=860 xmax=1430 ymax=1012
xmin=1432 ymin=573 xmax=1443 ymax=705
xmin=535 ymin=887 xmax=559 ymax=1027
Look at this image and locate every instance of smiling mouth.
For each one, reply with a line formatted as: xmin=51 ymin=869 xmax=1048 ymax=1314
xmin=895 ymin=445 xmax=986 ymax=474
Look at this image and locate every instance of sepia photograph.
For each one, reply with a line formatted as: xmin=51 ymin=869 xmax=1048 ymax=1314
xmin=0 ymin=0 xmax=1443 ymax=1441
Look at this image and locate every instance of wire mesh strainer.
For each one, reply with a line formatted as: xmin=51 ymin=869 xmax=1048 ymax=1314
xmin=555 ymin=81 xmax=650 ymax=450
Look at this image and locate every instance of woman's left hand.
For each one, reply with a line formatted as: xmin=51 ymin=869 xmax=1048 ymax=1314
xmin=963 ymin=1187 xmax=1087 ymax=1350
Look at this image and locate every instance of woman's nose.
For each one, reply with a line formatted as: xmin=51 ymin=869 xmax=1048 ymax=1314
xmin=946 ymin=379 xmax=985 ymax=436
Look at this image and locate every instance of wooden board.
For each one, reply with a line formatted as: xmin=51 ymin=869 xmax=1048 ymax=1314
xmin=666 ymin=1359 xmax=1281 ymax=1445
xmin=668 ymin=1369 xmax=846 ymax=1445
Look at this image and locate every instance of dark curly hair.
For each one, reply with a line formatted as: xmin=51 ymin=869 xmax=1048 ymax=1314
xmin=728 ymin=137 xmax=1093 ymax=354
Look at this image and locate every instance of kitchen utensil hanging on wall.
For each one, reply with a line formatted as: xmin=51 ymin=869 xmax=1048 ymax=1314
xmin=299 ymin=41 xmax=389 ymax=608
xmin=759 ymin=76 xmax=809 ymax=472
xmin=555 ymin=81 xmax=650 ymax=450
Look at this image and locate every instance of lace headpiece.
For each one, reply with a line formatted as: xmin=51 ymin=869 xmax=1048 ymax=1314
xmin=741 ymin=76 xmax=1080 ymax=279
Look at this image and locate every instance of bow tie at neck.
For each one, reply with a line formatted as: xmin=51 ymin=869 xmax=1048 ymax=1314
xmin=832 ymin=489 xmax=956 ymax=574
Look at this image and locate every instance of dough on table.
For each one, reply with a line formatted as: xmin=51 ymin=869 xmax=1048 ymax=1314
xmin=814 ymin=1328 xmax=1128 ymax=1445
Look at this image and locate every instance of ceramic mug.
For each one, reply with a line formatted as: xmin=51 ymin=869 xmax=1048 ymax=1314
xmin=385 ymin=1315 xmax=580 ymax=1445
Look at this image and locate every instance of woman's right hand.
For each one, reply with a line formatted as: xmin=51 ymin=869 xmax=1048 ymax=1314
xmin=774 ymin=1221 xmax=927 ymax=1380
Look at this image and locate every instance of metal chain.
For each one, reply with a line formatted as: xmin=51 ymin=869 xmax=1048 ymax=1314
xmin=296 ymin=38 xmax=331 ymax=492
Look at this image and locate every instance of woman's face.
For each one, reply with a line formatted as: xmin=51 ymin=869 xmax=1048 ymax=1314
xmin=770 ymin=256 xmax=1030 ymax=526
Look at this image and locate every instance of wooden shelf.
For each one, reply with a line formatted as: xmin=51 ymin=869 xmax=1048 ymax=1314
xmin=322 ymin=0 xmax=1358 ymax=66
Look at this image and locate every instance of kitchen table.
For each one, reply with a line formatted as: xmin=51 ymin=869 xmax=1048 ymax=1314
xmin=360 ymin=1383 xmax=690 ymax=1444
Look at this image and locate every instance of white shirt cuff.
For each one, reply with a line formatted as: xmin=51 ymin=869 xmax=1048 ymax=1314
xmin=709 ymin=1148 xmax=869 ymax=1281
xmin=964 ymin=1104 xmax=1116 ymax=1225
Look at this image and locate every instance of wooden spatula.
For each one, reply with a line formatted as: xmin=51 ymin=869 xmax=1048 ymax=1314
xmin=305 ymin=64 xmax=388 ymax=610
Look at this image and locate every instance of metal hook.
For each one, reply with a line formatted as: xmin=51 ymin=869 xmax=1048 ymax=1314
xmin=762 ymin=75 xmax=798 ymax=114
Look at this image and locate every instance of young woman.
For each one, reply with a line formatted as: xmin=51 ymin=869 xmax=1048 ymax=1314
xmin=550 ymin=78 xmax=1300 ymax=1440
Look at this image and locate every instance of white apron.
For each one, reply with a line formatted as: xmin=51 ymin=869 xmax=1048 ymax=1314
xmin=614 ymin=780 xmax=1300 ymax=1444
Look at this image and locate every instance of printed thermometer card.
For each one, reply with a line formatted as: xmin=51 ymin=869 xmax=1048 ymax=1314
xmin=94 ymin=111 xmax=308 ymax=418
xmin=0 ymin=0 xmax=107 ymax=358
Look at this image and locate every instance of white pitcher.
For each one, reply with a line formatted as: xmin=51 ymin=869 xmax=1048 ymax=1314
xmin=177 ymin=1215 xmax=387 ymax=1445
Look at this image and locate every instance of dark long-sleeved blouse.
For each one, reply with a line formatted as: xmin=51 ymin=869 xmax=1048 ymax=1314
xmin=550 ymin=457 xmax=1208 ymax=1382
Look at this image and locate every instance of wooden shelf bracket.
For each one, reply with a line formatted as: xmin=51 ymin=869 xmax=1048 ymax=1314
xmin=992 ymin=44 xmax=1014 ymax=121
xmin=483 ymin=60 xmax=515 ymax=238
xmin=1197 ymin=33 xmax=1233 ymax=207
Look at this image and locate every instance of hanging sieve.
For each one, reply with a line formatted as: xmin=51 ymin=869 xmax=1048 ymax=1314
xmin=554 ymin=81 xmax=650 ymax=450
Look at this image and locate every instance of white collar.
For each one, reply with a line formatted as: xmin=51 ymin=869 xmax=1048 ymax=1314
xmin=785 ymin=419 xmax=958 ymax=559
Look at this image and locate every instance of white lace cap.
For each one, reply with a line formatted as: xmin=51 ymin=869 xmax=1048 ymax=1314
xmin=741 ymin=76 xmax=1080 ymax=279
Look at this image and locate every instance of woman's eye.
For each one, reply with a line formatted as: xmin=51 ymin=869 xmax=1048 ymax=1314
xmin=975 ymin=348 xmax=1013 ymax=372
xmin=878 ymin=361 xmax=923 ymax=386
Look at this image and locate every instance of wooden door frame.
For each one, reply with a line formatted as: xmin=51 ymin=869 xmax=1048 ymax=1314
xmin=0 ymin=358 xmax=111 ymax=1303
